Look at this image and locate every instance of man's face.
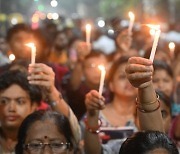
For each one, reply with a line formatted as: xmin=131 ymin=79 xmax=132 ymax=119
xmin=9 ymin=31 xmax=34 ymax=60
xmin=0 ymin=84 xmax=36 ymax=129
xmin=54 ymin=33 xmax=68 ymax=51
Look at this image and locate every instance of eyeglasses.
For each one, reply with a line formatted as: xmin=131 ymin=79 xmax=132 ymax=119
xmin=23 ymin=142 xmax=70 ymax=154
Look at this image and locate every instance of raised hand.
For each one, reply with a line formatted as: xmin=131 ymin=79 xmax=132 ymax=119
xmin=85 ymin=90 xmax=105 ymax=111
xmin=28 ymin=63 xmax=55 ymax=92
xmin=125 ymin=57 xmax=153 ymax=89
xmin=76 ymin=41 xmax=91 ymax=61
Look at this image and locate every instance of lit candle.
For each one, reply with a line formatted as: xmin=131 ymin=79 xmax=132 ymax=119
xmin=98 ymin=65 xmax=106 ymax=96
xmin=25 ymin=43 xmax=36 ymax=64
xmin=128 ymin=12 xmax=135 ymax=35
xmin=149 ymin=29 xmax=156 ymax=40
xmin=168 ymin=42 xmax=175 ymax=59
xmin=86 ymin=24 xmax=91 ymax=44
xmin=146 ymin=24 xmax=161 ymax=62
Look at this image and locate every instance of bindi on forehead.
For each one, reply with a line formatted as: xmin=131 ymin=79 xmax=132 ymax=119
xmin=44 ymin=136 xmax=48 ymax=139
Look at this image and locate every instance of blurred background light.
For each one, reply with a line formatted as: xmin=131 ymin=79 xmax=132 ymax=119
xmin=50 ymin=0 xmax=58 ymax=7
xmin=52 ymin=13 xmax=59 ymax=20
xmin=108 ymin=29 xmax=114 ymax=35
xmin=11 ymin=18 xmax=18 ymax=25
xmin=9 ymin=54 xmax=15 ymax=61
xmin=98 ymin=19 xmax=105 ymax=28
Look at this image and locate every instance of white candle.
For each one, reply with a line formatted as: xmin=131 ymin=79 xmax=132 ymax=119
xmin=168 ymin=42 xmax=175 ymax=59
xmin=98 ymin=65 xmax=106 ymax=96
xmin=128 ymin=12 xmax=135 ymax=35
xmin=25 ymin=43 xmax=36 ymax=64
xmin=147 ymin=25 xmax=161 ymax=62
xmin=86 ymin=24 xmax=91 ymax=44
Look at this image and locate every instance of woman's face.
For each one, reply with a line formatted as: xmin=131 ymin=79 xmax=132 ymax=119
xmin=109 ymin=63 xmax=136 ymax=98
xmin=153 ymin=69 xmax=174 ymax=97
xmin=23 ymin=120 xmax=70 ymax=154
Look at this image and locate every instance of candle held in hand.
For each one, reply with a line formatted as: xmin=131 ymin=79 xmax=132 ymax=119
xmin=128 ymin=12 xmax=135 ymax=35
xmin=168 ymin=42 xmax=175 ymax=59
xmin=86 ymin=24 xmax=91 ymax=44
xmin=25 ymin=43 xmax=36 ymax=64
xmin=98 ymin=65 xmax=106 ymax=96
xmin=146 ymin=25 xmax=161 ymax=62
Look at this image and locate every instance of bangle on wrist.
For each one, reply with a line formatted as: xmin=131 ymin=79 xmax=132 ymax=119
xmin=49 ymin=93 xmax=63 ymax=108
xmin=84 ymin=117 xmax=102 ymax=134
xmin=136 ymin=94 xmax=159 ymax=106
xmin=136 ymin=94 xmax=160 ymax=113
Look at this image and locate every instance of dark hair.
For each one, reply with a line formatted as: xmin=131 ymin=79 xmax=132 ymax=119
xmin=0 ymin=70 xmax=42 ymax=104
xmin=84 ymin=50 xmax=106 ymax=60
xmin=153 ymin=60 xmax=173 ymax=78
xmin=15 ymin=110 xmax=75 ymax=154
xmin=6 ymin=23 xmax=32 ymax=42
xmin=119 ymin=131 xmax=178 ymax=154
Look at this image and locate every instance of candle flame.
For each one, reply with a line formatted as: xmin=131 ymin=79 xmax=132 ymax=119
xmin=9 ymin=54 xmax=15 ymax=61
xmin=86 ymin=24 xmax=91 ymax=31
xmin=169 ymin=42 xmax=175 ymax=50
xmin=25 ymin=43 xmax=35 ymax=49
xmin=98 ymin=65 xmax=105 ymax=71
xmin=128 ymin=12 xmax=135 ymax=20
xmin=146 ymin=24 xmax=160 ymax=30
xmin=149 ymin=29 xmax=156 ymax=36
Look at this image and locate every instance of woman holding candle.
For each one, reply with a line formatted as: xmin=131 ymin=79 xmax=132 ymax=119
xmin=84 ymin=56 xmax=164 ymax=154
xmin=81 ymin=56 xmax=137 ymax=153
xmin=27 ymin=63 xmax=81 ymax=145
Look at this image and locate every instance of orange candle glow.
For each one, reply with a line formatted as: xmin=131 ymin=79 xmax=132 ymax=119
xmin=86 ymin=24 xmax=91 ymax=44
xmin=25 ymin=43 xmax=36 ymax=64
xmin=169 ymin=42 xmax=175 ymax=59
xmin=128 ymin=12 xmax=135 ymax=35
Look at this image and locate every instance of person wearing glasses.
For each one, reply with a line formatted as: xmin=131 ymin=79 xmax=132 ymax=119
xmin=15 ymin=110 xmax=76 ymax=154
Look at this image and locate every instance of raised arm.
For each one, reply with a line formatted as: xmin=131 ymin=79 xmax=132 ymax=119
xmin=125 ymin=57 xmax=164 ymax=132
xmin=84 ymin=90 xmax=105 ymax=154
xmin=28 ymin=63 xmax=81 ymax=143
xmin=69 ymin=41 xmax=91 ymax=90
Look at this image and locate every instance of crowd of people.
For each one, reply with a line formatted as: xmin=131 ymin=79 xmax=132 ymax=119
xmin=0 ymin=16 xmax=180 ymax=154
